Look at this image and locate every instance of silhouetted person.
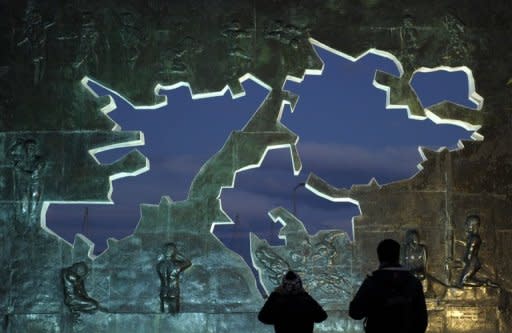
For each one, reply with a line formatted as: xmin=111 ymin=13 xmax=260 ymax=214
xmin=258 ymin=270 xmax=327 ymax=333
xmin=349 ymin=239 xmax=428 ymax=333
xmin=157 ymin=242 xmax=192 ymax=313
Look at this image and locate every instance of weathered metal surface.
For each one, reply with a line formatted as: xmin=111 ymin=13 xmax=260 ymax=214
xmin=251 ymin=207 xmax=358 ymax=312
xmin=1 ymin=0 xmax=512 ymax=332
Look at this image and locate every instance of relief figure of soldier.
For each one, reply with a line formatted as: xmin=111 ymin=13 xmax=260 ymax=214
xmin=157 ymin=242 xmax=192 ymax=313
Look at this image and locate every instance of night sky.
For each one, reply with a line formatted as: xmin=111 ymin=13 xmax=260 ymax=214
xmin=46 ymin=44 xmax=478 ymax=266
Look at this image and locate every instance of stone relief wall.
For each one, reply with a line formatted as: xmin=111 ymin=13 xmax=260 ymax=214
xmin=251 ymin=207 xmax=357 ymax=309
xmin=1 ymin=1 xmax=512 ymax=332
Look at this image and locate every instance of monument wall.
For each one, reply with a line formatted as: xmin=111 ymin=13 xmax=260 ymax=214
xmin=1 ymin=1 xmax=511 ymax=332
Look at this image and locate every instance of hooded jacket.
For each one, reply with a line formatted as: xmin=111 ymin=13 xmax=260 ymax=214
xmin=349 ymin=265 xmax=428 ymax=333
xmin=258 ymin=272 xmax=327 ymax=333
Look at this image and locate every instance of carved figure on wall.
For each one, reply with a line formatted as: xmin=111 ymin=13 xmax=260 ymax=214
xmin=279 ymin=218 xmax=312 ymax=265
xmin=221 ymin=20 xmax=252 ymax=60
xmin=403 ymin=229 xmax=436 ymax=297
xmin=252 ymin=209 xmax=356 ymax=303
xmin=73 ymin=11 xmax=100 ymax=74
xmin=403 ymin=229 xmax=427 ymax=280
xmin=307 ymin=268 xmax=352 ymax=297
xmin=157 ymin=243 xmax=192 ymax=313
xmin=441 ymin=15 xmax=469 ymax=64
xmin=254 ymin=246 xmax=290 ymax=287
xmin=17 ymin=3 xmax=55 ymax=85
xmin=456 ymin=215 xmax=498 ymax=288
xmin=398 ymin=15 xmax=418 ymax=70
xmin=312 ymin=231 xmax=348 ymax=266
xmin=62 ymin=262 xmax=100 ymax=318
xmin=170 ymin=47 xmax=188 ymax=74
xmin=159 ymin=37 xmax=203 ymax=78
xmin=290 ymin=238 xmax=312 ymax=265
xmin=221 ymin=19 xmax=252 ymax=79
xmin=254 ymin=239 xmax=352 ymax=296
xmin=9 ymin=139 xmax=44 ymax=223
xmin=157 ymin=47 xmax=180 ymax=78
xmin=119 ymin=11 xmax=146 ymax=70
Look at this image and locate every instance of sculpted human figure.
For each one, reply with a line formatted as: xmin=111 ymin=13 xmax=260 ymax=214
xmin=17 ymin=5 xmax=54 ymax=85
xmin=73 ymin=11 xmax=99 ymax=74
xmin=457 ymin=215 xmax=481 ymax=287
xmin=403 ymin=229 xmax=435 ymax=297
xmin=62 ymin=262 xmax=100 ymax=317
xmin=403 ymin=229 xmax=427 ymax=280
xmin=456 ymin=215 xmax=498 ymax=288
xmin=9 ymin=139 xmax=44 ymax=223
xmin=221 ymin=19 xmax=252 ymax=60
xmin=157 ymin=243 xmax=192 ymax=313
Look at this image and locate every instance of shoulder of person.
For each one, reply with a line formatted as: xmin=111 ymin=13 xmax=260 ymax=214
xmin=266 ymin=291 xmax=281 ymax=299
xmin=300 ymin=291 xmax=320 ymax=302
xmin=372 ymin=266 xmax=411 ymax=278
xmin=362 ymin=272 xmax=380 ymax=284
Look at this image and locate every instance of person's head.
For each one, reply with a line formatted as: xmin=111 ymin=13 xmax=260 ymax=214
xmin=465 ymin=215 xmax=480 ymax=233
xmin=164 ymin=242 xmax=177 ymax=258
xmin=377 ymin=239 xmax=401 ymax=265
xmin=72 ymin=262 xmax=89 ymax=277
xmin=405 ymin=229 xmax=420 ymax=245
xmin=278 ymin=270 xmax=304 ymax=294
xmin=24 ymin=139 xmax=38 ymax=155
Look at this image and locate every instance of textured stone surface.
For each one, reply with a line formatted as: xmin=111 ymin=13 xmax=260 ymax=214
xmin=251 ymin=207 xmax=358 ymax=310
xmin=1 ymin=0 xmax=512 ymax=332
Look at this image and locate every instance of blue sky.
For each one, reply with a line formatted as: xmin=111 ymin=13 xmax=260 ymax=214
xmin=45 ymin=44 xmax=477 ymax=265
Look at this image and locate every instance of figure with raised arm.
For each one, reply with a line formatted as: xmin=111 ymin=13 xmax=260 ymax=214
xmin=157 ymin=242 xmax=192 ymax=313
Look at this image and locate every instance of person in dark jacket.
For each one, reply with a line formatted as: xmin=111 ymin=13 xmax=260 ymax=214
xmin=349 ymin=239 xmax=428 ymax=333
xmin=258 ymin=270 xmax=327 ymax=333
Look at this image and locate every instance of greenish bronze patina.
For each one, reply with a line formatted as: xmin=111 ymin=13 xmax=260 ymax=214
xmin=1 ymin=1 xmax=512 ymax=332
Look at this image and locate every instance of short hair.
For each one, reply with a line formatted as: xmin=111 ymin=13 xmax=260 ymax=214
xmin=377 ymin=239 xmax=400 ymax=263
xmin=284 ymin=270 xmax=299 ymax=281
